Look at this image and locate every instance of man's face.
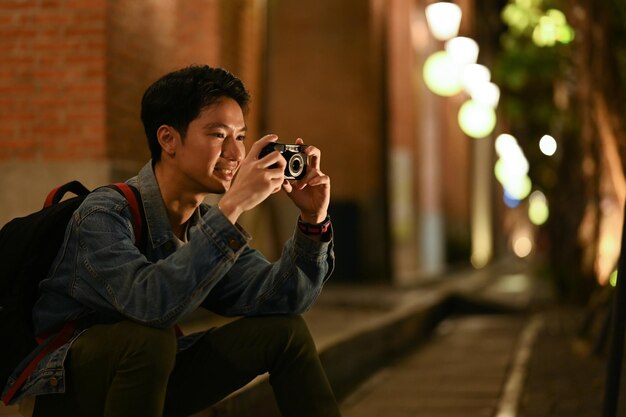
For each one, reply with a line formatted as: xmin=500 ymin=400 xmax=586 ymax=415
xmin=175 ymin=97 xmax=247 ymax=194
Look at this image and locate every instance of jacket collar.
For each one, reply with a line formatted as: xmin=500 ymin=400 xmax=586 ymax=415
xmin=129 ymin=162 xmax=202 ymax=252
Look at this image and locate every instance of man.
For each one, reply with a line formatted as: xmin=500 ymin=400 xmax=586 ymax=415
xmin=4 ymin=65 xmax=340 ymax=416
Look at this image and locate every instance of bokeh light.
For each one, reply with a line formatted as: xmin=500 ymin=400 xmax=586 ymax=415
xmin=495 ymin=133 xmax=518 ymax=157
xmin=506 ymin=175 xmax=532 ymax=200
xmin=494 ymin=133 xmax=532 ymax=200
xmin=425 ymin=2 xmax=462 ymax=41
xmin=461 ymin=64 xmax=491 ymax=94
xmin=528 ymin=190 xmax=549 ymax=225
xmin=503 ymin=190 xmax=521 ymax=208
xmin=445 ymin=36 xmax=479 ymax=65
xmin=539 ymin=134 xmax=557 ymax=156
xmin=469 ymin=81 xmax=500 ymax=108
xmin=532 ymin=8 xmax=575 ymax=46
xmin=423 ymin=51 xmax=464 ymax=97
xmin=502 ymin=2 xmax=575 ymax=46
xmin=513 ymin=236 xmax=532 ymax=258
xmin=458 ymin=100 xmax=497 ymax=138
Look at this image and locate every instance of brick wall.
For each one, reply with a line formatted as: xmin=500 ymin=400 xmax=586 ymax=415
xmin=106 ymin=0 xmax=222 ymax=177
xmin=0 ymin=0 xmax=227 ymax=223
xmin=0 ymin=0 xmax=107 ymax=161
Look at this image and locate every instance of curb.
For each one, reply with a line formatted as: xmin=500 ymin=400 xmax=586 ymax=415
xmin=198 ymin=266 xmax=517 ymax=417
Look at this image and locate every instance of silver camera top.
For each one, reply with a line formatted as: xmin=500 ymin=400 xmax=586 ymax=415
xmin=259 ymin=142 xmax=308 ymax=180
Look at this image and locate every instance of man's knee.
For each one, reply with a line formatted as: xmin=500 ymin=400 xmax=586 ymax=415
xmin=260 ymin=314 xmax=317 ymax=357
xmin=113 ymin=321 xmax=177 ymax=375
xmin=74 ymin=320 xmax=177 ymax=378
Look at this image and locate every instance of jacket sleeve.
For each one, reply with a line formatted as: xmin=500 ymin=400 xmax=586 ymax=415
xmin=200 ymin=225 xmax=335 ymax=316
xmin=47 ymin=191 xmax=333 ymax=328
xmin=53 ymin=194 xmax=249 ymax=328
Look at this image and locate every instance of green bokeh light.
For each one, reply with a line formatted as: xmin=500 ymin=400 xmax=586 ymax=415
xmin=528 ymin=196 xmax=549 ymax=225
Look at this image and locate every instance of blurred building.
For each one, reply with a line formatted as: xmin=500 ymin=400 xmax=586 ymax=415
xmin=1 ymin=0 xmax=497 ymax=285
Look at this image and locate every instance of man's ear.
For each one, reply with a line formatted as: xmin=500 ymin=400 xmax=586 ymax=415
xmin=156 ymin=125 xmax=179 ymax=158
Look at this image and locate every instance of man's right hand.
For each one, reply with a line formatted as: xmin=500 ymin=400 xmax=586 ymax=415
xmin=218 ymin=135 xmax=286 ymax=224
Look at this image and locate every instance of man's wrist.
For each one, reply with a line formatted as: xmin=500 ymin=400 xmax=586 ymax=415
xmin=217 ymin=197 xmax=243 ymax=224
xmin=298 ymin=215 xmax=331 ymax=236
xmin=299 ymin=212 xmax=327 ymax=225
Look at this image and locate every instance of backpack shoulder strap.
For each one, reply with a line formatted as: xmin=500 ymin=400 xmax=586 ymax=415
xmin=109 ymin=183 xmax=145 ymax=249
xmin=43 ymin=181 xmax=90 ymax=208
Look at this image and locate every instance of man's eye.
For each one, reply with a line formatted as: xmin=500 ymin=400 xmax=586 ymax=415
xmin=236 ymin=135 xmax=246 ymax=141
xmin=210 ymin=132 xmax=225 ymax=139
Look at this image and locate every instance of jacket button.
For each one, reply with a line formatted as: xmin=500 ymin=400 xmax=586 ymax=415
xmin=49 ymin=377 xmax=58 ymax=387
xmin=228 ymin=238 xmax=241 ymax=251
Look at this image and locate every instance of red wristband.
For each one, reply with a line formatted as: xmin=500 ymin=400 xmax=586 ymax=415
xmin=298 ymin=216 xmax=331 ymax=235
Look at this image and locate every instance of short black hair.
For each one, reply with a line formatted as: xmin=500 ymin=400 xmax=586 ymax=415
xmin=141 ymin=65 xmax=251 ymax=162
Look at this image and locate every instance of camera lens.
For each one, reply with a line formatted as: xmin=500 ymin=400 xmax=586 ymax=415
xmin=288 ymin=154 xmax=305 ymax=178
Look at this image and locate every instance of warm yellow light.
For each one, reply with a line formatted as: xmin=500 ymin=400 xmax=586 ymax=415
xmin=423 ymin=51 xmax=464 ymax=97
xmin=513 ymin=236 xmax=532 ymax=258
xmin=458 ymin=100 xmax=496 ymax=139
xmin=596 ymin=207 xmax=622 ymax=286
xmin=425 ymin=2 xmax=462 ymax=41
xmin=471 ymin=252 xmax=490 ymax=269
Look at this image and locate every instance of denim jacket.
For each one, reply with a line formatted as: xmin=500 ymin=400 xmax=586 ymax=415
xmin=2 ymin=162 xmax=334 ymax=404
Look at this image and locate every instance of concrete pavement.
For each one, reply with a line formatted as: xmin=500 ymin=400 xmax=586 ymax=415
xmin=3 ymin=258 xmax=621 ymax=417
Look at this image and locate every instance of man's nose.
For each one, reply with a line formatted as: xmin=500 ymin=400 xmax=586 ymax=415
xmin=222 ymin=137 xmax=244 ymax=161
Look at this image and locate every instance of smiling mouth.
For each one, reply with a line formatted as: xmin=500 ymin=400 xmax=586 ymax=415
xmin=215 ymin=167 xmax=237 ymax=178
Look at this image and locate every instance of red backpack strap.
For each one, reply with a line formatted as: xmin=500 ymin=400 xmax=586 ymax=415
xmin=110 ymin=183 xmax=144 ymax=248
xmin=43 ymin=181 xmax=90 ymax=208
xmin=2 ymin=323 xmax=76 ymax=405
xmin=2 ymin=183 xmax=147 ymax=406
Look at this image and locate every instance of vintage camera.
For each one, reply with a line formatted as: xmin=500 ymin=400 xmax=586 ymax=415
xmin=259 ymin=143 xmax=307 ymax=180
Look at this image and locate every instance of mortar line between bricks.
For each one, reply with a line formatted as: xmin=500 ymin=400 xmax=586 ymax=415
xmin=494 ymin=314 xmax=544 ymax=417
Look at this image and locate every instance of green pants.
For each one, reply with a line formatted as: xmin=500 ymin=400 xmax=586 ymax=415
xmin=33 ymin=315 xmax=341 ymax=417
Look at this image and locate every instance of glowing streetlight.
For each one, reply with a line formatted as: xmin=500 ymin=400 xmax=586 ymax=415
xmin=539 ymin=134 xmax=557 ymax=156
xmin=528 ymin=190 xmax=549 ymax=225
xmin=495 ymin=133 xmax=518 ymax=158
xmin=445 ymin=36 xmax=479 ymax=65
xmin=469 ymin=81 xmax=500 ymax=108
xmin=458 ymin=99 xmax=496 ymax=139
xmin=494 ymin=133 xmax=532 ymax=201
xmin=461 ymin=63 xmax=491 ymax=93
xmin=513 ymin=236 xmax=532 ymax=258
xmin=423 ymin=50 xmax=464 ymax=96
xmin=425 ymin=2 xmax=462 ymax=41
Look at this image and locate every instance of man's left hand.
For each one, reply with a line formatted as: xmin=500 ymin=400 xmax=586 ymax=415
xmin=282 ymin=138 xmax=330 ymax=224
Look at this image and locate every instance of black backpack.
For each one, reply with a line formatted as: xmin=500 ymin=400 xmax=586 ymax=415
xmin=0 ymin=181 xmax=144 ymax=402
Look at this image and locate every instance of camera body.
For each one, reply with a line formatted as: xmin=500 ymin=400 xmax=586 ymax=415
xmin=259 ymin=143 xmax=307 ymax=180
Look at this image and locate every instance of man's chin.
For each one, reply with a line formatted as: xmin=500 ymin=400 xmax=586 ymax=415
xmin=206 ymin=181 xmax=230 ymax=195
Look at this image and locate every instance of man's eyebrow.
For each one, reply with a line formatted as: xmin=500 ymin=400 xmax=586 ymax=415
xmin=203 ymin=122 xmax=247 ymax=132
